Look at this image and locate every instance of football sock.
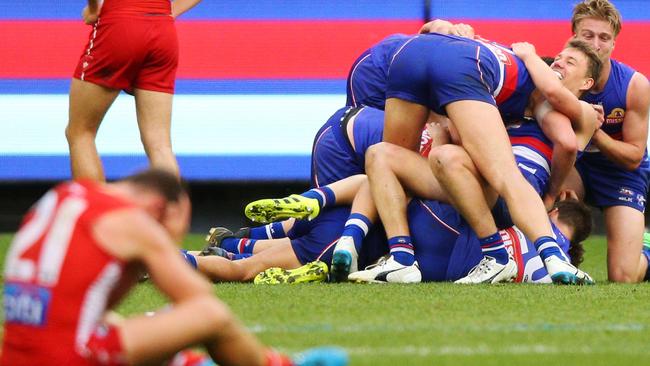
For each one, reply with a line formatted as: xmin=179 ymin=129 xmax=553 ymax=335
xmin=479 ymin=232 xmax=509 ymax=264
xmin=180 ymin=250 xmax=198 ymax=269
xmin=221 ymin=238 xmax=258 ymax=254
xmin=249 ymin=222 xmax=286 ymax=239
xmin=388 ymin=236 xmax=415 ymax=266
xmin=301 ymin=187 xmax=336 ymax=209
xmin=265 ymin=349 xmax=293 ymax=366
xmin=340 ymin=213 xmax=372 ymax=253
xmin=233 ymin=253 xmax=253 ymax=260
xmin=643 ymin=247 xmax=650 ymax=282
xmin=534 ymin=236 xmax=568 ymax=262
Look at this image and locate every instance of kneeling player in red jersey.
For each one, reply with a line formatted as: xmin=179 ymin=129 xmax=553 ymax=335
xmin=1 ymin=169 xmax=347 ymax=366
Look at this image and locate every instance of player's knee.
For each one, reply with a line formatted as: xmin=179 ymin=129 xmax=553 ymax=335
xmin=365 ymin=142 xmax=394 ymax=172
xmin=608 ymin=266 xmax=639 ymax=283
xmin=191 ymin=296 xmax=236 ymax=331
xmin=65 ymin=123 xmax=97 ymax=143
xmin=428 ymin=145 xmax=465 ymax=175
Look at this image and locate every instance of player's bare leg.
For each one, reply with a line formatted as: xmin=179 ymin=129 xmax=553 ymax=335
xmin=348 ymin=99 xmax=429 ymax=283
xmin=604 ymin=206 xmax=646 ymax=282
xmin=446 ymin=100 xmax=591 ymax=284
xmin=66 ymin=78 xmax=120 ymax=181
xmin=118 ymin=296 xmax=269 ymax=365
xmin=429 ymin=144 xmax=499 ymax=237
xmin=195 ymin=239 xmax=300 ymax=282
xmin=134 ymin=88 xmax=180 ymax=177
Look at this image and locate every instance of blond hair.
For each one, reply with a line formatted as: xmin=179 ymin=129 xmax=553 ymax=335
xmin=572 ymin=0 xmax=622 ymax=37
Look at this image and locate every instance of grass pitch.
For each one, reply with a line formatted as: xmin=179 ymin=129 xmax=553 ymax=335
xmin=1 ymin=233 xmax=648 ymax=365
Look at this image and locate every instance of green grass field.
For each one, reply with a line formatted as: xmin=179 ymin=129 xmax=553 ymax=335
xmin=1 ymin=233 xmax=649 ymax=365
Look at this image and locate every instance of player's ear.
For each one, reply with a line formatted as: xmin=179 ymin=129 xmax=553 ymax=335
xmin=581 ymin=77 xmax=595 ymax=92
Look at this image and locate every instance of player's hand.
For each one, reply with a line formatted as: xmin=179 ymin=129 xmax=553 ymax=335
xmin=591 ymin=103 xmax=605 ymax=128
xmin=451 ymin=23 xmax=474 ymax=38
xmin=419 ymin=19 xmax=454 ymax=34
xmin=82 ymin=5 xmax=99 ymax=25
xmin=511 ymin=42 xmax=538 ymax=60
xmin=161 ymin=193 xmax=192 ymax=245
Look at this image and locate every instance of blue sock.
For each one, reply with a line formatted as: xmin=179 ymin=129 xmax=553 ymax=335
xmin=341 ymin=213 xmax=372 ymax=253
xmin=534 ymin=236 xmax=567 ymax=262
xmin=301 ymin=187 xmax=336 ymax=208
xmin=233 ymin=253 xmax=253 ymax=260
xmin=643 ymin=247 xmax=650 ymax=282
xmin=220 ymin=238 xmax=257 ymax=254
xmin=388 ymin=236 xmax=415 ymax=266
xmin=180 ymin=250 xmax=198 ymax=269
xmin=479 ymin=232 xmax=508 ymax=264
xmin=249 ymin=222 xmax=286 ymax=239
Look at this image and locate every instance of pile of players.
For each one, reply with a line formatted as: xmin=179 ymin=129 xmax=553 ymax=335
xmin=3 ymin=1 xmax=649 ymax=365
xmin=189 ymin=0 xmax=650 ymax=286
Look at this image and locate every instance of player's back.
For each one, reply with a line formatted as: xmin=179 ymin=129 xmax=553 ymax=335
xmin=100 ymin=0 xmax=172 ymax=17
xmin=1 ymin=181 xmax=132 ymax=365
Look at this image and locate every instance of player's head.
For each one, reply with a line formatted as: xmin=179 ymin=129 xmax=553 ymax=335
xmin=552 ymin=39 xmax=602 ymax=96
xmin=571 ymin=0 xmax=621 ymax=61
xmin=121 ymin=168 xmax=191 ymax=242
xmin=549 ymin=199 xmax=592 ymax=267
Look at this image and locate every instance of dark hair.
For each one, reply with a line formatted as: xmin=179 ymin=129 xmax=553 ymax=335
xmin=123 ymin=168 xmax=188 ymax=202
xmin=555 ymin=199 xmax=592 ymax=267
xmin=541 ymin=56 xmax=555 ymax=66
xmin=565 ymin=39 xmax=603 ymax=88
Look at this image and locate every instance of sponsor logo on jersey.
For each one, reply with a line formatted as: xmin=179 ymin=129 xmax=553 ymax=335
xmin=619 ymin=187 xmax=634 ymax=196
xmin=605 ymin=108 xmax=625 ymax=125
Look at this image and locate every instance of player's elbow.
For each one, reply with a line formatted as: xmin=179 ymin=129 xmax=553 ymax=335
xmin=555 ymin=135 xmax=578 ymax=157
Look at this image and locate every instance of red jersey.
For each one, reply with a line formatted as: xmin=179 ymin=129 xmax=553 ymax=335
xmin=101 ymin=0 xmax=172 ymax=17
xmin=1 ymin=181 xmax=134 ymax=366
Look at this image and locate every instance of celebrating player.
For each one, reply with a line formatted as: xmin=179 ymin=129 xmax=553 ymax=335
xmin=564 ymin=0 xmax=650 ymax=283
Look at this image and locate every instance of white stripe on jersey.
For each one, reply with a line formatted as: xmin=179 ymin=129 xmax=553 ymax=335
xmin=511 ymin=145 xmax=551 ymax=174
xmin=475 ymin=39 xmax=507 ymax=99
xmin=75 ymin=262 xmax=123 ymax=355
xmin=349 ymin=53 xmax=372 ymax=106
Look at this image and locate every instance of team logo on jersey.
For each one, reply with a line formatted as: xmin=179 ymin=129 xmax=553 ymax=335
xmin=636 ymin=194 xmax=646 ymax=208
xmin=619 ymin=187 xmax=634 ymax=196
xmin=605 ymin=108 xmax=625 ymax=125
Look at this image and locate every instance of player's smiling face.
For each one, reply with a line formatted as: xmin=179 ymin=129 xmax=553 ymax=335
xmin=551 ymin=47 xmax=594 ymax=96
xmin=574 ymin=17 xmax=615 ymax=61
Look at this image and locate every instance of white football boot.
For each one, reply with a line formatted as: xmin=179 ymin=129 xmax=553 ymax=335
xmin=455 ymin=255 xmax=518 ymax=284
xmin=348 ymin=255 xmax=421 ymax=283
xmin=329 ymin=236 xmax=359 ymax=283
xmin=544 ymin=255 xmax=594 ymax=285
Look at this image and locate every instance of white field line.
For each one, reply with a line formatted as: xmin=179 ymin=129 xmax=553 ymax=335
xmin=248 ymin=322 xmax=646 ymax=334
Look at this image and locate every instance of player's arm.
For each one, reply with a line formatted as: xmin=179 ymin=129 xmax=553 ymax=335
xmin=93 ymin=209 xmax=214 ymax=303
xmin=82 ymin=0 xmax=100 ymax=24
xmin=512 ymin=42 xmax=583 ymax=123
xmin=591 ymin=73 xmax=650 ymax=170
xmin=172 ymin=0 xmax=202 ymax=18
xmin=536 ymin=102 xmax=578 ymax=209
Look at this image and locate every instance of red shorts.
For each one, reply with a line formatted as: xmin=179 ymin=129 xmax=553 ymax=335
xmin=83 ymin=323 xmax=128 ymax=366
xmin=73 ymin=15 xmax=178 ymax=94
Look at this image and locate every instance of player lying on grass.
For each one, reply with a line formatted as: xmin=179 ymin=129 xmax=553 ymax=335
xmin=1 ymin=169 xmax=347 ymax=366
xmin=188 ymin=177 xmax=592 ymax=284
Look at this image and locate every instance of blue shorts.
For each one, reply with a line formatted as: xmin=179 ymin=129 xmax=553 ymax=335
xmin=492 ymin=162 xmax=548 ymax=229
xmin=346 ymin=49 xmax=388 ymax=110
xmin=408 ymin=199 xmax=481 ymax=281
xmin=289 ymin=206 xmax=388 ymax=267
xmin=386 ymin=33 xmax=499 ymax=115
xmin=288 ymin=206 xmax=351 ymax=265
xmin=577 ymin=153 xmax=650 ymax=212
xmin=310 ymin=107 xmax=364 ymax=187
